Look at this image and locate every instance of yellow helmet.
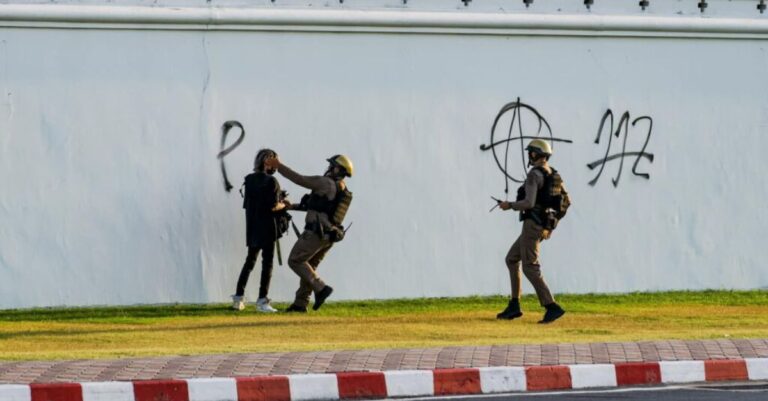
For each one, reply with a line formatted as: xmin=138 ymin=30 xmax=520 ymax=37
xmin=525 ymin=139 xmax=553 ymax=156
xmin=328 ymin=154 xmax=354 ymax=177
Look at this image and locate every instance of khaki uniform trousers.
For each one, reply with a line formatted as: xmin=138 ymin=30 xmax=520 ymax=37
xmin=506 ymin=218 xmax=555 ymax=306
xmin=288 ymin=230 xmax=334 ymax=308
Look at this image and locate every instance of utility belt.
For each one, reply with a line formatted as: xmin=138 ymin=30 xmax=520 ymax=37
xmin=521 ymin=206 xmax=559 ymax=231
xmin=305 ymin=221 xmax=346 ymax=243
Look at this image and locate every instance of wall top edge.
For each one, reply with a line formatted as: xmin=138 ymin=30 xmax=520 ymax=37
xmin=1 ymin=0 xmax=767 ymax=15
xmin=2 ymin=3 xmax=768 ymax=35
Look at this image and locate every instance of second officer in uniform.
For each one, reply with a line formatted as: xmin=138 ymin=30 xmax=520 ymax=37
xmin=496 ymin=139 xmax=570 ymax=324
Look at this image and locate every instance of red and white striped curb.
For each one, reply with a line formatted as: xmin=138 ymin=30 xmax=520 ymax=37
xmin=1 ymin=358 xmax=766 ymax=401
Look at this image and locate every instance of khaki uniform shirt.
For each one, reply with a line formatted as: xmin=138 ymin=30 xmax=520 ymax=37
xmin=278 ymin=164 xmax=337 ymax=230
xmin=510 ymin=162 xmax=551 ymax=212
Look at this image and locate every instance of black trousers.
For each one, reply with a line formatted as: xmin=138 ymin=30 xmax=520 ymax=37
xmin=235 ymin=242 xmax=275 ymax=299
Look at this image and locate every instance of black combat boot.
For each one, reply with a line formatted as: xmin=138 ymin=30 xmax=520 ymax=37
xmin=496 ymin=298 xmax=523 ymax=320
xmin=285 ymin=303 xmax=307 ymax=313
xmin=313 ymin=285 xmax=334 ymax=311
xmin=538 ymin=303 xmax=565 ymax=324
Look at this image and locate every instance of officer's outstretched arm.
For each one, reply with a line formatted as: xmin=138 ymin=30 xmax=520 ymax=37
xmin=277 ymin=164 xmax=329 ymax=193
xmin=265 ymin=156 xmax=331 ymax=193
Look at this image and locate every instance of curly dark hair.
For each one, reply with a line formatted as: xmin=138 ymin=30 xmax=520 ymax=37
xmin=254 ymin=148 xmax=277 ymax=172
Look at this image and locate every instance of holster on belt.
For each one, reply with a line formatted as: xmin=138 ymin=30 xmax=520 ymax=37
xmin=305 ymin=221 xmax=345 ymax=243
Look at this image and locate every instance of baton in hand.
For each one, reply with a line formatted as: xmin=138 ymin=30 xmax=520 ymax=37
xmin=489 ymin=196 xmax=503 ymax=212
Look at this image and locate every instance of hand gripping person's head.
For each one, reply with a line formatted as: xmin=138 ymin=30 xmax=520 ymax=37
xmin=254 ymin=148 xmax=278 ymax=174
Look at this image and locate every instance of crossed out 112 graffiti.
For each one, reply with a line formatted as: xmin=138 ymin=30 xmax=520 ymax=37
xmin=479 ymin=98 xmax=655 ymax=193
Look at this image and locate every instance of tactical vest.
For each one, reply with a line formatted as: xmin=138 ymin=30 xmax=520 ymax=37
xmin=305 ymin=181 xmax=353 ymax=226
xmin=517 ymin=166 xmax=570 ymax=230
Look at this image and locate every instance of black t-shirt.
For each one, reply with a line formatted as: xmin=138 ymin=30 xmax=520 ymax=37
xmin=242 ymin=172 xmax=280 ymax=246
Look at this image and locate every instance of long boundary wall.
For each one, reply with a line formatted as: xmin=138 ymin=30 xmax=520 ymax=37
xmin=1 ymin=0 xmax=767 ymax=308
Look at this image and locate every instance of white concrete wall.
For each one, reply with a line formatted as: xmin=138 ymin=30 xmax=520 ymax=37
xmin=1 ymin=1 xmax=767 ymax=308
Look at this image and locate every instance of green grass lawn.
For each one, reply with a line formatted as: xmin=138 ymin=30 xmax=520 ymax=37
xmin=0 ymin=290 xmax=766 ymax=361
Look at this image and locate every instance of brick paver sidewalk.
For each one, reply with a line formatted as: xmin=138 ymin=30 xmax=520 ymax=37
xmin=1 ymin=339 xmax=767 ymax=384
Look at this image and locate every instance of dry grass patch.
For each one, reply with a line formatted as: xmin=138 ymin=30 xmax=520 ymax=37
xmin=1 ymin=290 xmax=766 ymax=361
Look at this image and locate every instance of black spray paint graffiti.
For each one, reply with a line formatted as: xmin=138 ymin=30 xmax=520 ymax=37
xmin=479 ymin=98 xmax=573 ymax=196
xmin=217 ymin=120 xmax=246 ymax=192
xmin=586 ymin=110 xmax=654 ymax=187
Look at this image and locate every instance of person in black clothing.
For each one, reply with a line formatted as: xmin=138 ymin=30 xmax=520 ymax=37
xmin=232 ymin=148 xmax=290 ymax=312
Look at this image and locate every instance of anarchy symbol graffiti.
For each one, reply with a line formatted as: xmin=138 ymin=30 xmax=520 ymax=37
xmin=480 ymin=98 xmax=573 ymax=196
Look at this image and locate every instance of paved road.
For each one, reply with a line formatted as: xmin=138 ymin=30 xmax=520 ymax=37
xmin=396 ymin=382 xmax=768 ymax=401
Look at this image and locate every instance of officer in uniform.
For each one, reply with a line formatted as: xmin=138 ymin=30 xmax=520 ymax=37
xmin=232 ymin=148 xmax=290 ymax=312
xmin=496 ymin=139 xmax=568 ymax=324
xmin=264 ymin=154 xmax=353 ymax=312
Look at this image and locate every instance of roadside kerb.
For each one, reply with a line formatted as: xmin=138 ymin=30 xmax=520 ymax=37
xmin=1 ymin=358 xmax=766 ymax=401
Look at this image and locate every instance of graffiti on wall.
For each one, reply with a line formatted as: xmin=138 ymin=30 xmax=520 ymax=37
xmin=480 ymin=102 xmax=655 ymax=191
xmin=217 ymin=106 xmax=654 ymax=195
xmin=216 ymin=120 xmax=246 ymax=192
xmin=586 ymin=110 xmax=654 ymax=187
xmin=479 ymin=98 xmax=573 ymax=197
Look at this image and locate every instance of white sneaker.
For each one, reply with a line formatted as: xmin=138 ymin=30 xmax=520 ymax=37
xmin=232 ymin=295 xmax=245 ymax=311
xmin=256 ymin=297 xmax=278 ymax=313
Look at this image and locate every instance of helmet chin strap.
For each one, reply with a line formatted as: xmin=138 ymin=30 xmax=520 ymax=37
xmin=325 ymin=165 xmax=341 ymax=179
xmin=527 ymin=153 xmax=541 ymax=167
xmin=327 ymin=162 xmax=352 ymax=179
xmin=529 ymin=154 xmax=551 ymax=168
